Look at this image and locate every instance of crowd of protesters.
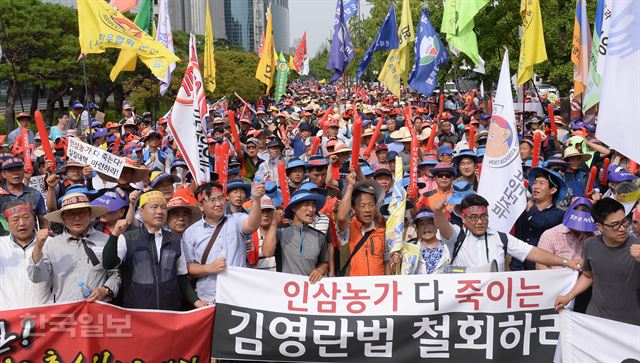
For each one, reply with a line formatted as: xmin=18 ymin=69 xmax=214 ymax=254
xmin=0 ymin=81 xmax=638 ymax=328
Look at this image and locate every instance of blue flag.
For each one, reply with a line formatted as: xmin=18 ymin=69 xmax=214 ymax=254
xmin=342 ymin=0 xmax=360 ymax=20
xmin=356 ymin=3 xmax=398 ymax=79
xmin=327 ymin=0 xmax=355 ymax=83
xmin=408 ymin=9 xmax=449 ymax=97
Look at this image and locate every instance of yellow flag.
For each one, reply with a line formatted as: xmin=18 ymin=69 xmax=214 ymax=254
xmin=288 ymin=54 xmax=296 ymax=72
xmin=378 ymin=0 xmax=415 ymax=96
xmin=77 ymin=0 xmax=178 ymax=81
xmin=204 ymin=0 xmax=216 ymax=93
xmin=517 ymin=0 xmax=547 ymax=85
xmin=255 ymin=6 xmax=276 ymax=92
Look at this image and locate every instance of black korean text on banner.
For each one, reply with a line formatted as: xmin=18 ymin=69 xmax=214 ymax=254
xmin=66 ymin=137 xmax=125 ymax=180
xmin=212 ymin=267 xmax=577 ymax=362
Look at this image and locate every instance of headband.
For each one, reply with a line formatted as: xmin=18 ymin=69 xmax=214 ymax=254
xmin=3 ymin=205 xmax=33 ymax=219
xmin=462 ymin=205 xmax=488 ymax=215
xmin=139 ymin=191 xmax=166 ymax=208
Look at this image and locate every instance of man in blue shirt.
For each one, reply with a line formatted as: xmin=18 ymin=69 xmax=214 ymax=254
xmin=181 ymin=181 xmax=264 ymax=304
xmin=512 ymin=167 xmax=567 ymax=271
xmin=7 ymin=113 xmax=36 ymax=147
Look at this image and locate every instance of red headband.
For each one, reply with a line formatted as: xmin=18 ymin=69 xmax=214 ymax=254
xmin=462 ymin=206 xmax=488 ymax=215
xmin=4 ymin=205 xmax=33 ymax=219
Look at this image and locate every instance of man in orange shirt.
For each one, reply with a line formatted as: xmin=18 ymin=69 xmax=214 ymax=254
xmin=336 ymin=173 xmax=389 ymax=276
xmin=418 ymin=162 xmax=455 ymax=213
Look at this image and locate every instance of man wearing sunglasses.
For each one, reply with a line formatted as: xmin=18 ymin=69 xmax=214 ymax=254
xmin=418 ymin=162 xmax=455 ymax=212
xmin=433 ymin=194 xmax=583 ymax=272
xmin=555 ymin=198 xmax=640 ymax=325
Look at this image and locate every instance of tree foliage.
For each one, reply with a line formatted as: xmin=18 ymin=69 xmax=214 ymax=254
xmin=0 ymin=0 xmax=265 ymax=131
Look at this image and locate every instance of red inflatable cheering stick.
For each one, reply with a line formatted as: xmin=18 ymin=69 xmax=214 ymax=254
xmin=531 ymin=132 xmax=542 ymax=168
xmin=226 ymin=110 xmax=242 ymax=152
xmin=34 ymin=110 xmax=56 ymax=173
xmin=363 ymin=117 xmax=384 ymax=160
xmin=350 ymin=108 xmax=362 ymax=172
xmin=600 ymin=157 xmax=611 ymax=186
xmin=278 ymin=160 xmax=291 ymax=207
xmin=585 ymin=166 xmax=597 ymax=196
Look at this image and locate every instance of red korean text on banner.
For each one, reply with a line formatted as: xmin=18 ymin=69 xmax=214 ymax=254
xmin=34 ymin=110 xmax=56 ymax=173
xmin=278 ymin=160 xmax=291 ymax=207
xmin=0 ymin=301 xmax=214 ymax=361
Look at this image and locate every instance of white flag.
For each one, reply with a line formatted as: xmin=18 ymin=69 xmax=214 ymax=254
xmin=167 ymin=34 xmax=210 ymax=185
xmin=301 ymin=56 xmax=310 ymax=76
xmin=595 ymin=0 xmax=640 ymax=164
xmin=156 ymin=0 xmax=176 ymax=95
xmin=478 ymin=50 xmax=526 ymax=232
xmin=559 ymin=310 xmax=640 ymax=363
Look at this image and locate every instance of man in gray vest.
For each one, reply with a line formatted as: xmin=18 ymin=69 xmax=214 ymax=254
xmin=103 ymin=190 xmax=207 ymax=310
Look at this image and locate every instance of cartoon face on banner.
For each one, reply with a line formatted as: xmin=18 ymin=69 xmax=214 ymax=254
xmin=485 ymin=114 xmax=518 ymax=167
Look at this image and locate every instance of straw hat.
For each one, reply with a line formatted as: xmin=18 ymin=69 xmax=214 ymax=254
xmin=562 ymin=146 xmax=591 ymax=162
xmin=327 ymin=142 xmax=351 ymax=156
xmin=44 ymin=193 xmax=109 ymax=224
xmin=390 ymin=127 xmax=412 ymax=143
xmin=167 ymin=196 xmax=202 ymax=221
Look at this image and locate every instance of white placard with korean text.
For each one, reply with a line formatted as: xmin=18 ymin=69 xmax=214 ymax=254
xmin=66 ymin=137 xmax=124 ymax=180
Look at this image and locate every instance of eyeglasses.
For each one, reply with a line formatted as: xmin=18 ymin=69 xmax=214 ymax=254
xmin=247 ymin=145 xmax=257 ymax=150
xmin=600 ymin=217 xmax=631 ymax=230
xmin=202 ymin=196 xmax=225 ymax=205
xmin=463 ymin=213 xmax=489 ymax=223
xmin=435 ymin=173 xmax=453 ymax=179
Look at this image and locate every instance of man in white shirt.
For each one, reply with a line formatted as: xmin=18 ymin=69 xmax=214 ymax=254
xmin=432 ymin=194 xmax=583 ymax=272
xmin=0 ymin=201 xmax=51 ymax=309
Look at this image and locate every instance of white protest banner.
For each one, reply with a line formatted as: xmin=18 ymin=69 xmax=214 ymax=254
xmin=212 ymin=267 xmax=577 ymax=362
xmin=66 ymin=136 xmax=124 ymax=180
xmin=167 ymin=33 xmax=210 ymax=185
xmin=559 ymin=310 xmax=640 ymax=363
xmin=28 ymin=175 xmax=46 ymax=198
xmin=478 ymin=50 xmax=527 ymax=232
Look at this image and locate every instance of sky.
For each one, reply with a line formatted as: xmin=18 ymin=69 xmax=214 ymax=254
xmin=289 ymin=0 xmax=372 ymax=57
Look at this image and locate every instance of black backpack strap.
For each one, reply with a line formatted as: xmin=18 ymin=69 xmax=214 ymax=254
xmin=498 ymin=232 xmax=509 ymax=259
xmin=337 ymin=230 xmax=374 ymax=277
xmin=450 ymin=229 xmax=467 ymax=264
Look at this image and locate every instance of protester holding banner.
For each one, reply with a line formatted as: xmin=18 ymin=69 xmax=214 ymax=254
xmin=336 ymin=173 xmax=388 ymax=276
xmin=555 ymin=198 xmax=640 ymax=325
xmin=0 ymin=201 xmax=51 ymax=309
xmin=28 ymin=193 xmax=120 ymax=303
xmin=433 ymin=194 xmax=583 ymax=272
xmin=101 ymin=190 xmax=205 ymax=310
xmin=0 ymin=158 xmax=48 ymax=228
xmin=262 ymin=190 xmax=329 ymax=282
xmin=511 ymin=167 xmax=566 ymax=271
xmin=180 ymin=181 xmax=264 ymax=304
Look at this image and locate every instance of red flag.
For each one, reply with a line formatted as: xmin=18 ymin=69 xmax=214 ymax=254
xmin=293 ymin=32 xmax=307 ymax=73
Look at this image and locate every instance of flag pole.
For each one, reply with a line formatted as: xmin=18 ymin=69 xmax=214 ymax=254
xmin=81 ymin=56 xmax=90 ymax=139
xmin=0 ymin=13 xmax=25 ymax=113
